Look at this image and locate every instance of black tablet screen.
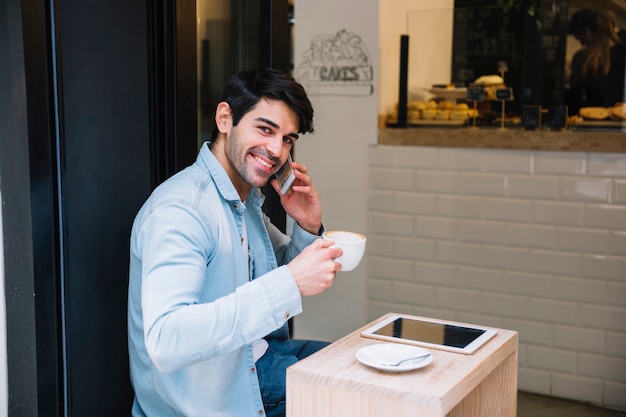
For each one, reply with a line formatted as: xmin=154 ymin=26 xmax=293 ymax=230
xmin=372 ymin=317 xmax=486 ymax=348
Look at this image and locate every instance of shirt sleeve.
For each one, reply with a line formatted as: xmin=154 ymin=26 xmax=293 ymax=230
xmin=135 ymin=202 xmax=302 ymax=373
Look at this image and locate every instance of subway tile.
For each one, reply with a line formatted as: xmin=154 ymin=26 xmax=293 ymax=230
xmin=439 ymin=148 xmax=486 ymax=171
xmin=460 ymin=220 xmax=507 ymax=244
xmin=605 ymin=331 xmax=626 ymax=358
xmin=528 ymin=250 xmax=583 ymax=276
xmin=393 ymin=146 xmax=438 ymax=169
xmin=412 ymin=306 xmax=457 ymax=322
xmin=529 ymin=298 xmax=580 ymax=325
xmin=527 ymin=345 xmax=577 ymax=372
xmin=393 ymin=191 xmax=437 ymax=214
xmin=604 ymin=380 xmax=626 ymax=410
xmin=415 ymin=216 xmax=459 ymax=240
xmin=579 ymin=353 xmax=626 ymax=382
xmin=610 ymin=231 xmax=626 ymax=256
xmin=532 ymin=201 xmax=583 ymax=227
xmin=508 ymin=224 xmax=557 ymax=250
xmin=482 ymin=245 xmax=530 ymax=271
xmin=367 ymin=301 xmax=413 ymax=320
xmin=437 ymin=241 xmax=482 ymax=266
xmin=369 ymin=167 xmax=415 ymax=190
xmin=435 ymin=287 xmax=481 ymax=312
xmin=503 ymin=318 xmax=553 ymax=345
xmin=456 ymin=312 xmax=504 ymax=329
xmin=518 ymin=343 xmax=528 ymax=366
xmin=614 ymin=179 xmax=626 ymax=204
xmin=481 ymin=293 xmax=528 ymax=319
xmin=580 ymin=304 xmax=626 ymax=332
xmin=559 ymin=178 xmax=611 ymax=202
xmin=551 ymin=373 xmax=604 ymax=405
xmin=392 ymin=282 xmax=436 ymax=307
xmin=587 ymin=153 xmax=626 ymax=178
xmin=366 ymin=279 xmax=393 ymax=302
xmin=368 ymin=190 xmax=394 ymax=211
xmin=556 ymin=227 xmax=610 ymax=254
xmin=368 ymin=256 xmax=413 ymax=282
xmin=509 ymin=175 xmax=557 ymax=199
xmin=553 ymin=325 xmax=604 ymax=353
xmin=415 ymin=170 xmax=459 ymax=193
xmin=517 ymin=368 xmax=551 ymax=395
xmin=368 ymin=145 xmax=396 ymax=167
xmin=437 ymin=195 xmax=483 ymax=219
xmin=369 ymin=212 xmax=414 ymax=236
xmin=584 ymin=204 xmax=626 ymax=231
xmin=504 ymin=271 xmax=553 ymax=297
xmin=483 ymin=198 xmax=532 ymax=223
xmin=392 ymin=236 xmax=436 ymax=261
xmin=460 ymin=173 xmax=507 ymax=196
xmin=366 ymin=235 xmax=393 ymax=257
xmin=457 ymin=266 xmax=504 ymax=292
xmin=583 ymin=254 xmax=626 ymax=281
xmin=413 ymin=261 xmax=456 ymax=286
xmin=484 ymin=150 xmax=532 ymax=173
xmin=607 ymin=282 xmax=626 ymax=307
xmin=534 ymin=151 xmax=586 ymax=175
xmin=553 ymin=276 xmax=607 ymax=304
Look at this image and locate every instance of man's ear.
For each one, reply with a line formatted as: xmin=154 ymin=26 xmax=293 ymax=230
xmin=215 ymin=102 xmax=232 ymax=134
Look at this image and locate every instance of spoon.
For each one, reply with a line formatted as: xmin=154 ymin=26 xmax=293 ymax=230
xmin=380 ymin=353 xmax=431 ymax=367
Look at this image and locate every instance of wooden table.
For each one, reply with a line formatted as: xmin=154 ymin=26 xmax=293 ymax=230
xmin=287 ymin=313 xmax=518 ymax=417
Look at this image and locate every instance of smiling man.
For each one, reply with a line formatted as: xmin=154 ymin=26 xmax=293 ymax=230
xmin=127 ymin=68 xmax=342 ymax=417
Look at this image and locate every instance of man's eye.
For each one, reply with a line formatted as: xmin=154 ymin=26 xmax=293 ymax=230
xmin=283 ymin=136 xmax=295 ymax=145
xmin=260 ymin=126 xmax=272 ymax=134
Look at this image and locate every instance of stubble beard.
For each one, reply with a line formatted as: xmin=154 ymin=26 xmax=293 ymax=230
xmin=225 ymin=128 xmax=275 ymax=189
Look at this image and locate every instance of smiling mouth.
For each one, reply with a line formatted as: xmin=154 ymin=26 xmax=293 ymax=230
xmin=250 ymin=153 xmax=276 ymax=173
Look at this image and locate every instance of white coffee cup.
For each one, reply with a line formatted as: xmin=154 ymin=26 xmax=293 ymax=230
xmin=323 ymin=230 xmax=367 ymax=272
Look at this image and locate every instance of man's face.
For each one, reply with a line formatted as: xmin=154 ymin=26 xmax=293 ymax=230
xmin=223 ymin=98 xmax=299 ymax=190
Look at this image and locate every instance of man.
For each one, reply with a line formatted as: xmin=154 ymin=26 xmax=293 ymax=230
xmin=127 ymin=68 xmax=342 ymax=417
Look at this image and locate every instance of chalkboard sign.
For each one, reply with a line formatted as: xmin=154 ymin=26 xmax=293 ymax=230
xmin=495 ymin=88 xmax=513 ymax=101
xmin=467 ymin=86 xmax=485 ymax=101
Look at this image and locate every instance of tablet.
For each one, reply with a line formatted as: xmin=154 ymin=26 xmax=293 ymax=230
xmin=361 ymin=314 xmax=497 ymax=354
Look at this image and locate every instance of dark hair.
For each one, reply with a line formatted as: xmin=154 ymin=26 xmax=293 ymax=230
xmin=568 ymin=9 xmax=597 ymax=37
xmin=211 ymin=68 xmax=314 ymax=140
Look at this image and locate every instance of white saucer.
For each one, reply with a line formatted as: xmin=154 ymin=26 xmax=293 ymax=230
xmin=356 ymin=343 xmax=433 ymax=372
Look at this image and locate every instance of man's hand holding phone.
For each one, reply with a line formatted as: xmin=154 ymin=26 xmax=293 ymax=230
xmin=271 ymin=156 xmax=323 ymax=236
xmin=274 ymin=154 xmax=296 ymax=195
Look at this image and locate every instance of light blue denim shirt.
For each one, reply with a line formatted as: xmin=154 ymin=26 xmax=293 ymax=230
xmin=128 ymin=142 xmax=320 ymax=416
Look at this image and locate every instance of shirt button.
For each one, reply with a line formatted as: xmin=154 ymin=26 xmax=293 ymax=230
xmin=284 ymin=311 xmax=290 ymax=319
xmin=250 ymin=367 xmax=256 ymax=373
xmin=258 ymin=410 xmax=264 ymax=415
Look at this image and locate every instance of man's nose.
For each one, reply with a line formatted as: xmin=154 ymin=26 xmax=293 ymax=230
xmin=265 ymin=135 xmax=282 ymax=156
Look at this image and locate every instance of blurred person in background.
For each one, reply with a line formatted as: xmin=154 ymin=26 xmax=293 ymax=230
xmin=565 ymin=8 xmax=625 ymax=116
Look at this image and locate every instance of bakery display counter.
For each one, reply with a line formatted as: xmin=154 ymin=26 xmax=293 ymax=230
xmin=378 ymin=126 xmax=626 ymax=153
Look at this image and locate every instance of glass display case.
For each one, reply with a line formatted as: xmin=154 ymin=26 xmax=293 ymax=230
xmin=385 ymin=0 xmax=626 ymax=132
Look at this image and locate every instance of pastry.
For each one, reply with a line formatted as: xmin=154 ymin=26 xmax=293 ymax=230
xmin=610 ymin=103 xmax=626 ymax=120
xmin=579 ymin=107 xmax=610 ymax=120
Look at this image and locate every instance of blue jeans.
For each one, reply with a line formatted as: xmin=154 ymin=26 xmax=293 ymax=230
xmin=256 ymin=338 xmax=330 ymax=417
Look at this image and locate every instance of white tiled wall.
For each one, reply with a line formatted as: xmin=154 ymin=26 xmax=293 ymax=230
xmin=367 ymin=145 xmax=626 ymax=410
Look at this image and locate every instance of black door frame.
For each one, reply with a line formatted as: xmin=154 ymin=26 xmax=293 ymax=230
xmin=2 ymin=0 xmax=289 ymax=415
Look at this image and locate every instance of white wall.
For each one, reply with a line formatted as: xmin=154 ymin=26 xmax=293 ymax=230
xmin=367 ymin=145 xmax=626 ymax=410
xmin=292 ymin=0 xmax=378 ymax=342
xmin=0 ymin=187 xmax=7 ymax=414
xmin=378 ymin=0 xmax=454 ymax=116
